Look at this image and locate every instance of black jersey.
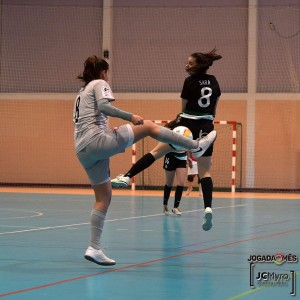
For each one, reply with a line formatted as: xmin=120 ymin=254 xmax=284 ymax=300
xmin=180 ymin=73 xmax=221 ymax=118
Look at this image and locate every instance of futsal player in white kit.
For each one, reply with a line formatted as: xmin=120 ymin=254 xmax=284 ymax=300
xmin=73 ymin=55 xmax=216 ymax=266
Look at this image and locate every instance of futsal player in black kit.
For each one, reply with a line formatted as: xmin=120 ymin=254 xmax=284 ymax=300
xmin=112 ymin=48 xmax=222 ymax=231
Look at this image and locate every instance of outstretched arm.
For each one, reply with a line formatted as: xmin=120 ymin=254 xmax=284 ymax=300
xmin=97 ymin=99 xmax=144 ymax=125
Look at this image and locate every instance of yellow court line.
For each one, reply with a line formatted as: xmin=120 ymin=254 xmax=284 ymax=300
xmin=227 ymin=271 xmax=299 ymax=299
xmin=0 ymin=186 xmax=299 ymax=200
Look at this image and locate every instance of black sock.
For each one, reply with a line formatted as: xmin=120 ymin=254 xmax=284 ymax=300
xmin=174 ymin=186 xmax=184 ymax=208
xmin=163 ymin=185 xmax=172 ymax=205
xmin=200 ymin=177 xmax=213 ymax=208
xmin=125 ymin=153 xmax=155 ymax=178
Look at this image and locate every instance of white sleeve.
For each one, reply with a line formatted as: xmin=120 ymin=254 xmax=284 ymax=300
xmin=94 ymin=80 xmax=115 ymax=102
xmin=97 ymin=99 xmax=133 ymax=121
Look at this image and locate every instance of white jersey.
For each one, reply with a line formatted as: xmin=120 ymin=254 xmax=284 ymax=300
xmin=73 ymin=79 xmax=115 ymax=153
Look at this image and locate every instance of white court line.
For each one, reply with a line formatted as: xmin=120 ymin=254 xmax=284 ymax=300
xmin=0 ymin=225 xmax=40 ymax=228
xmin=0 ymin=204 xmax=248 ymax=235
xmin=0 ymin=222 xmax=89 ymax=235
xmin=0 ymin=209 xmax=43 ymax=220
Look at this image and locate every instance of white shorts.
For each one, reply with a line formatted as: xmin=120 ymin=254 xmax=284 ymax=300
xmin=76 ymin=124 xmax=134 ymax=185
xmin=188 ymin=161 xmax=198 ymax=175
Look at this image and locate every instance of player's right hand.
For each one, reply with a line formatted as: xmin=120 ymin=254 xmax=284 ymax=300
xmin=131 ymin=114 xmax=144 ymax=125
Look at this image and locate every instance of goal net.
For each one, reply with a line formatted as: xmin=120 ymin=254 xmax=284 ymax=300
xmin=0 ymin=3 xmax=298 ymax=191
xmin=131 ymin=121 xmax=242 ymax=192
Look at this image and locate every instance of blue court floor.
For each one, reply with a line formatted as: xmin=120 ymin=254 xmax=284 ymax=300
xmin=0 ymin=189 xmax=299 ymax=300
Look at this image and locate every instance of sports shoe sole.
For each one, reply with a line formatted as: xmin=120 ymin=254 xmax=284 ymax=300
xmin=202 ymin=212 xmax=213 ymax=231
xmin=172 ymin=209 xmax=182 ymax=216
xmin=84 ymin=255 xmax=116 ymax=266
xmin=111 ymin=181 xmax=128 ymax=188
xmin=193 ymin=131 xmax=217 ymax=158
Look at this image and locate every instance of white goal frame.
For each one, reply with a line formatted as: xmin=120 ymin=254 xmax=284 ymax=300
xmin=131 ymin=120 xmax=238 ymax=192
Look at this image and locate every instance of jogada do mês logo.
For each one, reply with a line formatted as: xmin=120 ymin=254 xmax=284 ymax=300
xmin=248 ymin=253 xmax=298 ymax=265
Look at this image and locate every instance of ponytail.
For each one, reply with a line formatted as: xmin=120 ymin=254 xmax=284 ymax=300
xmin=205 ymin=48 xmax=222 ymax=63
xmin=77 ymin=55 xmax=109 ymax=87
xmin=190 ymin=48 xmax=222 ymax=74
xmin=164 ymin=114 xmax=181 ymax=129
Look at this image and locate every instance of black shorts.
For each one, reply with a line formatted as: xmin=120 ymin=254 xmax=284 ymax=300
xmin=176 ymin=118 xmax=215 ymax=157
xmin=163 ymin=152 xmax=187 ymax=171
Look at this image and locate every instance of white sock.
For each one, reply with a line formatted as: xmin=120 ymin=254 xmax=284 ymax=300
xmin=90 ymin=208 xmax=106 ymax=250
xmin=156 ymin=127 xmax=198 ymax=149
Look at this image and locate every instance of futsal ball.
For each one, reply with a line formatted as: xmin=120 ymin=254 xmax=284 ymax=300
xmin=171 ymin=126 xmax=193 ymax=150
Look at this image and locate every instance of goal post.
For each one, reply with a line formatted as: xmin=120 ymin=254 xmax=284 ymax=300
xmin=131 ymin=120 xmax=242 ymax=192
xmin=214 ymin=120 xmax=238 ymax=192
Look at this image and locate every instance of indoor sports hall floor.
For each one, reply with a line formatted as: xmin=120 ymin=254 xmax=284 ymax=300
xmin=0 ymin=187 xmax=299 ymax=300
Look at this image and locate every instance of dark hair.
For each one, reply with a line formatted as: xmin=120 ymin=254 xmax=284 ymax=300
xmin=190 ymin=48 xmax=222 ymax=74
xmin=164 ymin=114 xmax=181 ymax=129
xmin=77 ymin=55 xmax=109 ymax=86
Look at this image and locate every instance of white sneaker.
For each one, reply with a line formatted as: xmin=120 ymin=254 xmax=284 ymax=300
xmin=202 ymin=207 xmax=213 ymax=231
xmin=163 ymin=205 xmax=169 ymax=215
xmin=191 ymin=131 xmax=217 ymax=158
xmin=172 ymin=207 xmax=182 ymax=216
xmin=84 ymin=246 xmax=116 ymax=266
xmin=111 ymin=174 xmax=130 ymax=187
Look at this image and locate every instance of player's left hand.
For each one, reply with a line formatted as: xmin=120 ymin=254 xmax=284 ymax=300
xmin=131 ymin=114 xmax=144 ymax=125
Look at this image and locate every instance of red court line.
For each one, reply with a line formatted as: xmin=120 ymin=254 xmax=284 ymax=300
xmin=1 ymin=227 xmax=299 ymax=298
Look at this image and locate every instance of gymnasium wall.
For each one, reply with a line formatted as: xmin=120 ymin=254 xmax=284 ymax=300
xmin=1 ymin=96 xmax=299 ymax=190
xmin=0 ymin=0 xmax=299 ymax=190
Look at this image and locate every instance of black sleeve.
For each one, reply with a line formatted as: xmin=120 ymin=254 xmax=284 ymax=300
xmin=180 ymin=78 xmax=189 ymax=99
